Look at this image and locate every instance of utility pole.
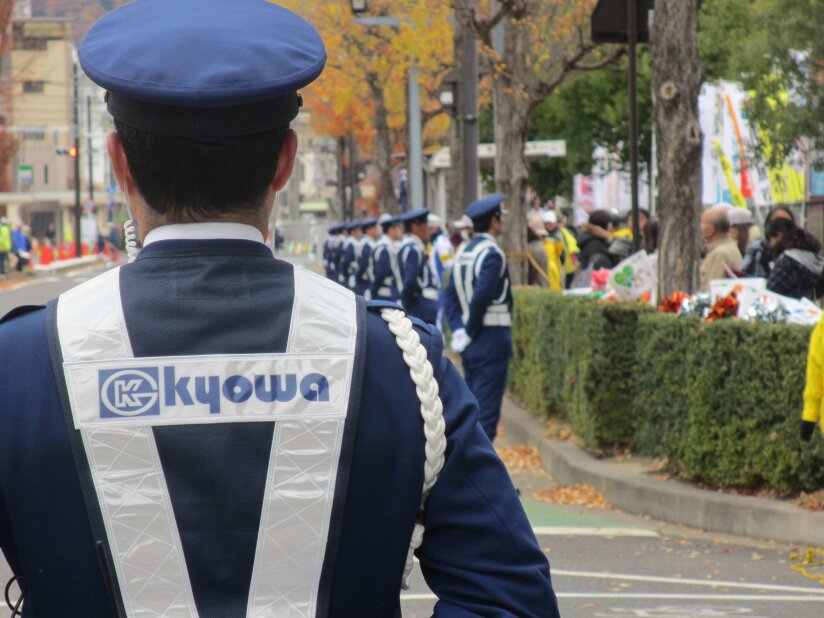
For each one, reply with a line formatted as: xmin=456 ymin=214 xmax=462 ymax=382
xmin=86 ymin=95 xmax=94 ymax=202
xmin=73 ymin=61 xmax=82 ymax=258
xmin=628 ymin=0 xmax=641 ymax=252
xmin=461 ymin=2 xmax=479 ymax=207
xmin=408 ymin=65 xmax=424 ymax=211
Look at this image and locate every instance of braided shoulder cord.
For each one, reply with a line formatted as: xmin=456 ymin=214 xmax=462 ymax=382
xmin=380 ymin=308 xmax=447 ymax=590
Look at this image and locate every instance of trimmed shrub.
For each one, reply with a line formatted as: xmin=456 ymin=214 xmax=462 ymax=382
xmin=511 ymin=289 xmax=824 ymax=493
xmin=510 ymin=289 xmax=649 ymax=454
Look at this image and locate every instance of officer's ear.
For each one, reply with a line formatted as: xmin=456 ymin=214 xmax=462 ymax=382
xmin=271 ymin=129 xmax=298 ymax=193
xmin=107 ymin=131 xmax=135 ymax=196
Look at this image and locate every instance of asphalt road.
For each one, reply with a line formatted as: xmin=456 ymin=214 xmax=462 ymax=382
xmin=3 ymin=257 xmax=824 ymax=617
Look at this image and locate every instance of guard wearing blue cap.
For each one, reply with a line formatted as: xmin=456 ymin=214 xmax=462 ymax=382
xmin=352 ymin=218 xmax=379 ymax=297
xmin=397 ymin=209 xmax=440 ymax=324
xmin=444 ymin=194 xmax=513 ymax=442
xmin=370 ymin=214 xmax=404 ymax=302
xmin=323 ymin=224 xmax=340 ymax=280
xmin=0 ymin=2 xmax=557 ymax=616
xmin=341 ymin=221 xmax=364 ymax=290
xmin=335 ymin=223 xmax=352 ymax=287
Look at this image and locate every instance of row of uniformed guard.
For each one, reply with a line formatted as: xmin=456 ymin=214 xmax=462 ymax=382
xmin=323 ymin=197 xmax=512 ymax=442
xmin=322 ymin=208 xmax=452 ymax=327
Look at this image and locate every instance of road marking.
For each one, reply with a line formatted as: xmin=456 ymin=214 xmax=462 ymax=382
xmin=551 ymin=569 xmax=824 ymax=595
xmin=400 ymin=592 xmax=824 ymax=602
xmin=532 ymin=526 xmax=658 ymax=538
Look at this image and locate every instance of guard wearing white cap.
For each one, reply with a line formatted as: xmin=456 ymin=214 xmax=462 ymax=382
xmin=398 ymin=209 xmax=439 ymax=324
xmin=0 ymin=2 xmax=557 ymax=616
xmin=370 ymin=214 xmax=403 ymax=303
xmin=444 ymin=194 xmax=513 ymax=442
xmin=427 ymin=214 xmax=454 ymax=331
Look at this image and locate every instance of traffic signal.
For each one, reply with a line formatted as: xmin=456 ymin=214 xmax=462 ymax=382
xmin=55 ymin=146 xmax=79 ymax=157
xmin=68 ymin=146 xmax=78 ymax=158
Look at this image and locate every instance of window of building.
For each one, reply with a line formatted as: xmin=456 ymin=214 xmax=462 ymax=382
xmin=22 ymin=131 xmax=45 ymax=141
xmin=43 ymin=164 xmax=48 ymax=186
xmin=22 ymin=80 xmax=45 ymax=93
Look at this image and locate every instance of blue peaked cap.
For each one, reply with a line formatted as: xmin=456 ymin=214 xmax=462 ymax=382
xmin=361 ymin=217 xmax=378 ymax=229
xmin=399 ymin=209 xmax=430 ymax=225
xmin=466 ymin=193 xmax=506 ymax=222
xmin=79 ymin=0 xmax=326 ymax=140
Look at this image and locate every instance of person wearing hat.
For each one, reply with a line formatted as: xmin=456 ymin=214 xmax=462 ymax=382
xmin=0 ymin=2 xmax=557 ymax=616
xmin=342 ymin=221 xmax=365 ymax=291
xmin=444 ymin=194 xmax=513 ymax=442
xmin=451 ymin=214 xmax=473 ymax=253
xmin=427 ymin=213 xmax=454 ymax=331
xmin=526 ymin=216 xmax=551 ymax=288
xmin=370 ymin=214 xmax=404 ymax=303
xmin=0 ymin=216 xmax=11 ymax=275
xmin=323 ymin=224 xmax=340 ymax=280
xmin=353 ymin=217 xmax=379 ymax=297
xmin=397 ymin=208 xmax=439 ymax=324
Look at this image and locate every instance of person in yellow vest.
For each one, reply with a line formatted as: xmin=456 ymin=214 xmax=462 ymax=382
xmin=544 ymin=210 xmax=580 ymax=288
xmin=802 ymin=316 xmax=824 ymax=441
xmin=541 ymin=211 xmax=566 ymax=290
xmin=0 ymin=217 xmax=11 ymax=276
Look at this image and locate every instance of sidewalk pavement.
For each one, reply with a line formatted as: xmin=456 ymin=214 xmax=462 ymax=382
xmin=501 ymin=395 xmax=824 ymax=548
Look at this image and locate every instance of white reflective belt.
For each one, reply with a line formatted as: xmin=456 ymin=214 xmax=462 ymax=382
xmin=422 ymin=288 xmax=439 ymax=301
xmin=483 ymin=312 xmax=511 ymax=327
xmin=58 ymin=267 xmax=357 ymax=617
xmin=377 ymin=286 xmax=394 ymax=297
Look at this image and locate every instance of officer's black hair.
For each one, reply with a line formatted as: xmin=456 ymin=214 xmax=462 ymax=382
xmin=115 ymin=120 xmax=287 ymax=220
xmin=473 ymin=217 xmax=493 ymax=233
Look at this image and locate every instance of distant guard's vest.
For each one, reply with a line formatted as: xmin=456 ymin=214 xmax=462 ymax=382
xmin=453 ymin=235 xmax=511 ymax=328
xmin=372 ymin=236 xmax=401 ymax=299
xmin=51 ymin=266 xmax=364 ymax=617
xmin=399 ymin=236 xmax=439 ymax=302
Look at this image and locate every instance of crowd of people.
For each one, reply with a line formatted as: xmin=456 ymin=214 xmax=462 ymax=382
xmin=700 ymin=204 xmax=824 ymax=300
xmin=0 ymin=217 xmax=32 ymax=276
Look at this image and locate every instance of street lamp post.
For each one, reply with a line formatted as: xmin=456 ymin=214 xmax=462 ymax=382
xmin=350 ymin=1 xmax=424 ymax=212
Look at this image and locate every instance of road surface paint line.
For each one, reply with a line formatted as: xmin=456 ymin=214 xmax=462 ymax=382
xmin=400 ymin=593 xmax=824 ymax=602
xmin=531 ymin=526 xmax=658 ymax=538
xmin=551 ymin=569 xmax=824 ymax=595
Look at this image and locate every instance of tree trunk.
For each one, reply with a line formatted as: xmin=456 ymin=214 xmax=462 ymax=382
xmin=371 ymin=79 xmax=398 ymax=215
xmin=334 ymin=135 xmax=346 ymax=222
xmin=494 ymin=14 xmax=530 ymax=286
xmin=651 ymin=0 xmax=705 ymax=297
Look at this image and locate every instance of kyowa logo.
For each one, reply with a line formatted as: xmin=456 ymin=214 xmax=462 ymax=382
xmin=99 ymin=368 xmax=160 ymax=418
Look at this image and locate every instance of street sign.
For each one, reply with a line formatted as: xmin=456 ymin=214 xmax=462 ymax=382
xmin=17 ymin=164 xmax=33 ymax=186
xmin=591 ymin=0 xmax=654 ymax=43
xmin=431 ymin=141 xmax=567 ymax=169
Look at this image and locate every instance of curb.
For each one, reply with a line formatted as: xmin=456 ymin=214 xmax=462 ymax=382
xmin=503 ymin=399 xmax=824 ymax=547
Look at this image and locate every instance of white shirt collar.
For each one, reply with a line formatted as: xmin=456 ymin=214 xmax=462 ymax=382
xmin=143 ymin=222 xmax=265 ymax=247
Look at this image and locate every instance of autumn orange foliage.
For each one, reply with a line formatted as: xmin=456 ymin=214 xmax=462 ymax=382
xmin=278 ymin=0 xmax=453 ymax=157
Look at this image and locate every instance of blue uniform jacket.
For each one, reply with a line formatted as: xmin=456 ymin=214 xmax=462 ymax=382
xmin=0 ymin=239 xmax=556 ymax=617
xmin=339 ymin=239 xmax=355 ymax=287
xmin=355 ymin=240 xmax=372 ymax=295
xmin=444 ymin=238 xmax=513 ymax=361
xmin=370 ymin=241 xmax=399 ymax=301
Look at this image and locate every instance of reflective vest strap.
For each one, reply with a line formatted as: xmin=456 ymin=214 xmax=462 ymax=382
xmin=455 ymin=239 xmax=497 ymax=325
xmin=56 ymin=267 xmax=199 ymax=618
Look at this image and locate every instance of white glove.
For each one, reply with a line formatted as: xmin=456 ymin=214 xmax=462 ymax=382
xmin=348 ymin=275 xmax=356 ymax=288
xmin=364 ymin=289 xmax=372 ymax=301
xmin=450 ymin=328 xmax=472 ymax=354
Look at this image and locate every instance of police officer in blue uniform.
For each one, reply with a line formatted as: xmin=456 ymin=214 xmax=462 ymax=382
xmin=336 ymin=222 xmax=355 ymax=289
xmin=444 ymin=194 xmax=513 ymax=442
xmin=323 ymin=224 xmax=340 ymax=280
xmin=370 ymin=214 xmax=403 ymax=303
xmin=398 ymin=208 xmax=439 ymax=324
xmin=353 ymin=217 xmax=378 ymax=297
xmin=334 ymin=223 xmax=351 ymax=287
xmin=0 ymin=2 xmax=558 ymax=616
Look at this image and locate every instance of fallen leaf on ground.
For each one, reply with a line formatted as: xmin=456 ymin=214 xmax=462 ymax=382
xmin=534 ymin=484 xmax=614 ymax=509
xmin=496 ymin=446 xmax=542 ymax=471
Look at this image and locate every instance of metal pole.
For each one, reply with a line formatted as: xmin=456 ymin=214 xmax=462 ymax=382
xmin=86 ymin=95 xmax=94 ymax=202
xmin=462 ymin=20 xmax=479 ymax=206
xmin=408 ymin=65 xmax=424 ymax=211
xmin=73 ymin=61 xmax=82 ymax=258
xmin=628 ymin=0 xmax=640 ymax=253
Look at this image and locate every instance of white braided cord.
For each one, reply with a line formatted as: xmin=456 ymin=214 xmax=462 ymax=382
xmin=380 ymin=308 xmax=447 ymax=590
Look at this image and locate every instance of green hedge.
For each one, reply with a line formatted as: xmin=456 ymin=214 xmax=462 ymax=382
xmin=510 ymin=289 xmax=824 ymax=493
